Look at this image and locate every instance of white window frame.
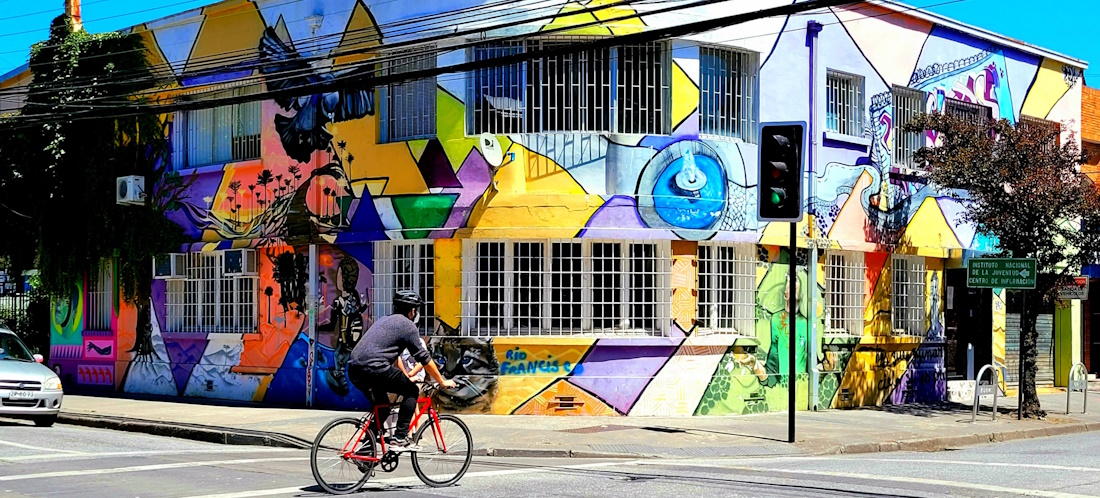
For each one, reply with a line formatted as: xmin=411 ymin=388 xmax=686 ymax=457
xmin=164 ymin=251 xmax=258 ymax=334
xmin=824 ymin=251 xmax=865 ymax=336
xmin=467 ymin=41 xmax=526 ymax=135
xmin=373 ymin=240 xmax=436 ymax=335
xmin=944 ymin=97 xmax=992 ymax=126
xmin=826 ymin=69 xmax=865 ymax=137
xmin=699 ymin=45 xmax=759 ymax=143
xmin=615 ymin=41 xmax=671 ymax=135
xmin=171 ymin=85 xmax=262 ymax=170
xmin=382 ymin=46 xmax=437 ymax=142
xmin=86 ymin=259 xmax=113 ymax=331
xmin=461 ymin=239 xmax=671 ymax=337
xmin=891 ymin=254 xmax=925 ymax=336
xmin=696 ymin=242 xmax=756 ymax=336
xmin=892 ymin=85 xmax=926 ymax=170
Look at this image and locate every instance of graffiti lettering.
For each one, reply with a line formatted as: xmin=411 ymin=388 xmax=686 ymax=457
xmin=909 ymin=47 xmax=994 ymax=87
xmin=500 ymin=355 xmax=583 ymax=376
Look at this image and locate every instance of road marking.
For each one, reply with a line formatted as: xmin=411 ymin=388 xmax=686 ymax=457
xmin=0 ymin=438 xmax=83 ymax=454
xmin=654 ymin=456 xmax=1100 ymax=474
xmin=179 ymin=460 xmax=644 ymax=498
xmin=0 ymin=457 xmax=306 ymax=481
xmin=0 ymin=447 xmax=298 ymax=463
xmin=855 ymin=457 xmax=1100 ymax=473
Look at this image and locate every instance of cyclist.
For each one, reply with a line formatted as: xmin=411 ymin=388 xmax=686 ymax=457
xmin=348 ymin=290 xmax=456 ymax=452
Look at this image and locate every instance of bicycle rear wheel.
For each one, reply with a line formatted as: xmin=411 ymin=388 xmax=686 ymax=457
xmin=311 ymin=417 xmax=377 ymax=494
xmin=411 ymin=414 xmax=473 ymax=487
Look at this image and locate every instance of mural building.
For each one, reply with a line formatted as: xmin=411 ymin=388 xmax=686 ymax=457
xmin=21 ymin=0 xmax=1089 ymax=415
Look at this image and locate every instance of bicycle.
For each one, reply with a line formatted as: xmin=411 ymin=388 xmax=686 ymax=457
xmin=310 ymin=382 xmax=474 ymax=494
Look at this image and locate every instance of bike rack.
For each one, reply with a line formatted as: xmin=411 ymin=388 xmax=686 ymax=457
xmin=972 ymin=363 xmax=1001 ymax=423
xmin=1067 ymin=362 xmax=1088 ymax=415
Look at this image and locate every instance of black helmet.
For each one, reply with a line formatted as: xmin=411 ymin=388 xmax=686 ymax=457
xmin=393 ymin=290 xmax=424 ymax=309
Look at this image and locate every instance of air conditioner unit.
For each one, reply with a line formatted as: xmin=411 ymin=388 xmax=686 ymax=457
xmin=153 ymin=254 xmax=187 ymax=279
xmin=116 ymin=175 xmax=146 ymax=205
xmin=224 ymin=249 xmax=258 ymax=276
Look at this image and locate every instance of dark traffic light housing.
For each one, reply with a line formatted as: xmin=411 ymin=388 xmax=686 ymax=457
xmin=757 ymin=122 xmax=806 ymax=222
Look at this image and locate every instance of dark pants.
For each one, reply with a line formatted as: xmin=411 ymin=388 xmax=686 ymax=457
xmin=349 ymin=365 xmax=419 ymax=439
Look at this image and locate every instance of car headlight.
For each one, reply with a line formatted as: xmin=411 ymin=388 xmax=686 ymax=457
xmin=42 ymin=376 xmax=62 ymax=391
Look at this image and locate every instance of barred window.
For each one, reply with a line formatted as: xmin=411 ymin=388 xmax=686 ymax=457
xmin=696 ymin=243 xmax=756 ymax=335
xmin=891 ymin=255 xmax=925 ymax=336
xmin=825 ymin=251 xmax=865 ymax=336
xmin=616 ymin=42 xmax=670 ymax=135
xmin=527 ymin=39 xmax=612 ymax=133
xmin=944 ymin=98 xmax=992 ymax=126
xmin=164 ymin=252 xmax=257 ymax=333
xmin=462 ymin=240 xmax=671 ymax=336
xmin=171 ymin=85 xmax=261 ymax=170
xmin=373 ymin=240 xmax=436 ymax=335
xmin=86 ymin=259 xmax=113 ymax=331
xmin=699 ymin=46 xmax=759 ymax=143
xmin=468 ymin=41 xmax=525 ymax=135
xmin=1019 ymin=116 xmax=1061 ymax=152
xmin=892 ymin=86 xmax=926 ymax=169
xmin=826 ymin=70 xmax=864 ymax=137
xmin=384 ymin=47 xmax=437 ymax=142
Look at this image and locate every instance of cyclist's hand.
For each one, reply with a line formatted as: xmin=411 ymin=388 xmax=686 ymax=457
xmin=441 ymin=378 xmax=457 ymax=389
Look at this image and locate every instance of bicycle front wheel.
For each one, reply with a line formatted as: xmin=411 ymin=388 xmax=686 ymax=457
xmin=311 ymin=417 xmax=376 ymax=495
xmin=411 ymin=414 xmax=473 ymax=487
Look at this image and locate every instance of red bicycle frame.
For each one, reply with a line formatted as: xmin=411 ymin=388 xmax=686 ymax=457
xmin=342 ymin=394 xmax=448 ymax=464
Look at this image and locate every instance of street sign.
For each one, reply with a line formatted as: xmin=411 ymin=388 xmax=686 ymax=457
xmin=966 ymin=258 xmax=1036 ymax=289
xmin=1057 ymin=277 xmax=1089 ymax=300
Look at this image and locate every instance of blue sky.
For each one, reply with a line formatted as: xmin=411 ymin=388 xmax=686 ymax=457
xmin=0 ymin=0 xmax=1096 ymax=81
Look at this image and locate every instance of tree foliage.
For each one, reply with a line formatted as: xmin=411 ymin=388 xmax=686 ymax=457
xmin=0 ymin=14 xmax=192 ymax=304
xmin=906 ymin=112 xmax=1100 ymax=418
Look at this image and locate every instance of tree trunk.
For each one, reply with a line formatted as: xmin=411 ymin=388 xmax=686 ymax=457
xmin=1019 ymin=289 xmax=1046 ymax=418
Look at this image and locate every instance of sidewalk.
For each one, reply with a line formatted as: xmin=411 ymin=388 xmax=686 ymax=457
xmin=55 ymin=390 xmax=1100 ymax=459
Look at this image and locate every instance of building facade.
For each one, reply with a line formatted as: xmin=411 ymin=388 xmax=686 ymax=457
xmin=32 ymin=0 xmax=1088 ymax=415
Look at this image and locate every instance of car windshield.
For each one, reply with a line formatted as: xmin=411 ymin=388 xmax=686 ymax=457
xmin=0 ymin=333 xmax=34 ymax=362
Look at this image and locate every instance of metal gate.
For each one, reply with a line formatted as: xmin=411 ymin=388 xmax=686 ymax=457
xmin=1005 ymin=313 xmax=1055 ymax=385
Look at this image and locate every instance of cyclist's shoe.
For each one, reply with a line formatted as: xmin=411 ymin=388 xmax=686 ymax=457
xmin=385 ymin=435 xmax=421 ymax=453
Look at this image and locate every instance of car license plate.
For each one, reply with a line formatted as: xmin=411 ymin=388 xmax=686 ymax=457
xmin=8 ymin=390 xmax=33 ymax=399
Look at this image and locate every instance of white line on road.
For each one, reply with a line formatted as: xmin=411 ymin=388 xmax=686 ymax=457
xmin=0 ymin=447 xmax=298 ymax=463
xmin=178 ymin=460 xmax=645 ymax=498
xmin=0 ymin=438 xmax=83 ymax=454
xmin=0 ymin=457 xmax=306 ymax=482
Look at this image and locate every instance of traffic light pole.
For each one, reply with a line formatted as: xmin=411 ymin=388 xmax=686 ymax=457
xmin=789 ymin=222 xmax=797 ymax=444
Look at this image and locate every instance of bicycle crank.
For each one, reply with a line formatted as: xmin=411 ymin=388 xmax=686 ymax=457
xmin=379 ymin=452 xmax=399 ymax=472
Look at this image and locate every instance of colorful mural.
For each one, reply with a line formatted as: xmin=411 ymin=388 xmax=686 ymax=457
xmin=43 ymin=0 xmax=1083 ymax=415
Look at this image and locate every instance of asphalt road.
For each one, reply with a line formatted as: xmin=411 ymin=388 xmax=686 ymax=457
xmin=2 ymin=419 xmax=1099 ymax=497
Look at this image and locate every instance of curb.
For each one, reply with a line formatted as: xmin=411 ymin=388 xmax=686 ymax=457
xmin=828 ymin=422 xmax=1098 ymax=455
xmin=58 ymin=413 xmax=313 ymax=449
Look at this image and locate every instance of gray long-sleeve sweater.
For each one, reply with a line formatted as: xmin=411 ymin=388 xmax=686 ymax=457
xmin=349 ymin=314 xmax=431 ymax=373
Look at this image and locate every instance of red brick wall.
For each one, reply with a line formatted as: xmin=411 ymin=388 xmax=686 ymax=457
xmin=1084 ymin=86 xmax=1100 ymax=144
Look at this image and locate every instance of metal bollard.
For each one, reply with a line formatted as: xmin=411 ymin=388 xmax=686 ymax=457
xmin=972 ymin=364 xmax=1000 ymax=423
xmin=1067 ymin=362 xmax=1088 ymax=415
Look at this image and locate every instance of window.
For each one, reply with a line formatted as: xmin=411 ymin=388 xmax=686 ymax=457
xmin=86 ymin=260 xmax=113 ymax=331
xmin=164 ymin=252 xmax=258 ymax=333
xmin=1019 ymin=116 xmax=1062 ymax=152
xmin=465 ymin=39 xmax=670 ymax=136
xmin=944 ymin=98 xmax=992 ymax=126
xmin=699 ymin=46 xmax=759 ymax=143
xmin=373 ymin=241 xmax=435 ymax=335
xmin=891 ymin=255 xmax=925 ymax=336
xmin=462 ymin=239 xmax=671 ymax=336
xmin=696 ymin=243 xmax=756 ymax=335
xmin=616 ymin=42 xmax=670 ymax=135
xmin=826 ymin=70 xmax=864 ymax=137
xmin=384 ymin=48 xmax=437 ymax=142
xmin=171 ymin=86 xmax=261 ymax=170
xmin=825 ymin=251 xmax=865 ymax=336
xmin=892 ymin=86 xmax=926 ymax=169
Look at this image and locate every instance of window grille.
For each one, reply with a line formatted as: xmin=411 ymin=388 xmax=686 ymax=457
xmin=891 ymin=255 xmax=925 ymax=336
xmin=461 ymin=239 xmax=671 ymax=336
xmin=526 ymin=39 xmax=612 ymax=133
xmin=616 ymin=42 xmax=670 ymax=135
xmin=373 ymin=241 xmax=436 ymax=335
xmin=696 ymin=243 xmax=756 ymax=336
xmin=826 ymin=70 xmax=864 ymax=137
xmin=86 ymin=259 xmax=113 ymax=331
xmin=892 ymin=85 xmax=926 ymax=169
xmin=944 ymin=98 xmax=992 ymax=126
xmin=825 ymin=251 xmax=865 ymax=336
xmin=1019 ymin=116 xmax=1062 ymax=152
xmin=699 ymin=46 xmax=759 ymax=143
xmin=468 ymin=41 xmax=525 ymax=135
xmin=171 ymin=86 xmax=261 ymax=170
xmin=164 ymin=252 xmax=258 ymax=333
xmin=385 ymin=47 xmax=437 ymax=142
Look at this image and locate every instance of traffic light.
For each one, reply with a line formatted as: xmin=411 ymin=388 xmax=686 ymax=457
xmin=757 ymin=123 xmax=806 ymax=222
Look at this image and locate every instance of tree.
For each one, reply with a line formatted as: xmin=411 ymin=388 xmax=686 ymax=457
xmin=0 ymin=14 xmax=192 ymax=306
xmin=906 ymin=112 xmax=1100 ymax=418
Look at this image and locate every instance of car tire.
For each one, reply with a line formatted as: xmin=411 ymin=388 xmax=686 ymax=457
xmin=33 ymin=415 xmax=57 ymax=427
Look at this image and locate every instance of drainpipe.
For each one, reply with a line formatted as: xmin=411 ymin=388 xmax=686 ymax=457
xmin=64 ymin=0 xmax=83 ymax=31
xmin=807 ymin=20 xmax=823 ymax=411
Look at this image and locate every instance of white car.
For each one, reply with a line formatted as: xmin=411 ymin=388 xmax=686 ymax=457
xmin=0 ymin=327 xmax=63 ymax=427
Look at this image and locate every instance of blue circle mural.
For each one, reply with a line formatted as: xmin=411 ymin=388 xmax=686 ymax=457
xmin=637 ymin=140 xmax=735 ymax=239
